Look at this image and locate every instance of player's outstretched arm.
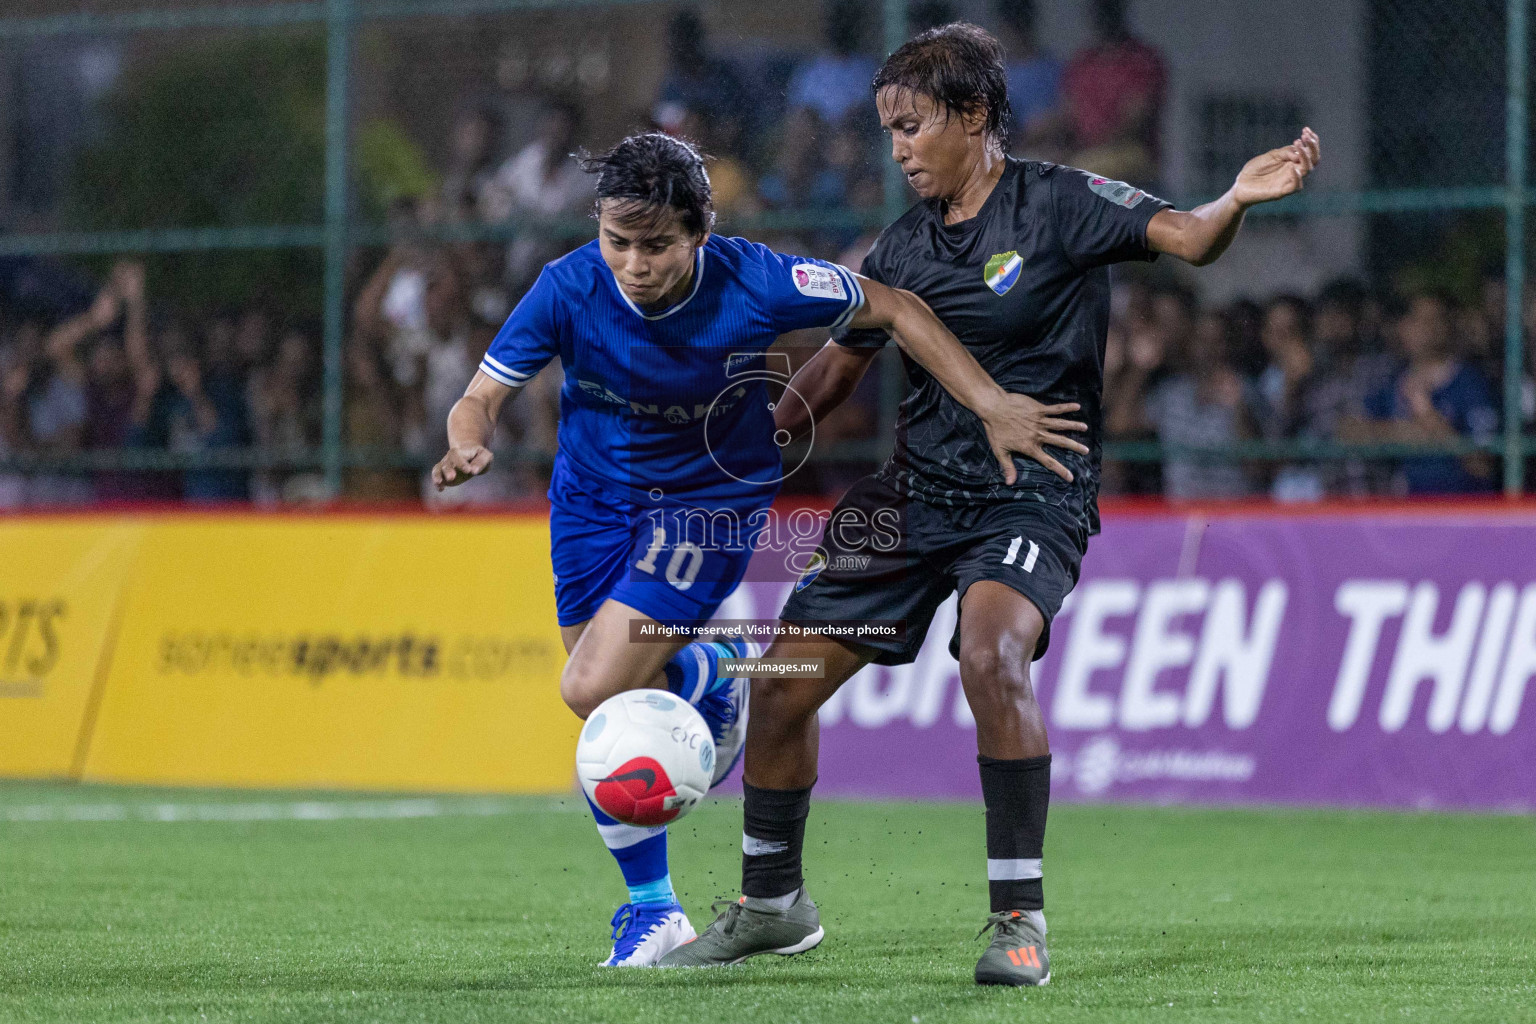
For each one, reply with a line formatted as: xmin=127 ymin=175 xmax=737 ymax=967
xmin=849 ymin=278 xmax=1089 ymax=484
xmin=774 ymin=340 xmax=880 ymax=445
xmin=1148 ymin=127 xmax=1320 ymax=266
xmin=432 ymin=370 xmax=515 ymax=490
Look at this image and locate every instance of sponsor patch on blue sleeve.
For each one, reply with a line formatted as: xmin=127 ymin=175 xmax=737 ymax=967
xmin=791 ymin=263 xmax=848 ymax=300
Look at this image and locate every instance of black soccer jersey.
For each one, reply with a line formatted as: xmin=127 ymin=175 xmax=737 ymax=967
xmin=836 ymin=159 xmax=1171 ymax=534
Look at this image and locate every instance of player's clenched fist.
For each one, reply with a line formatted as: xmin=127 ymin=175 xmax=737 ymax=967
xmin=432 ymin=444 xmax=493 ymax=490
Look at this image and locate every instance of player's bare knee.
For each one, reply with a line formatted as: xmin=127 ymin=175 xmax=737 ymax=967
xmin=560 ymin=685 xmax=599 ymax=720
xmin=559 ymin=659 xmax=609 ymax=719
xmin=959 ymin=634 xmax=1039 ymax=711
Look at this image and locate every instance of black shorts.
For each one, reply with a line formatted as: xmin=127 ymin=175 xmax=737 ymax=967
xmin=779 ymin=474 xmax=1088 ymax=666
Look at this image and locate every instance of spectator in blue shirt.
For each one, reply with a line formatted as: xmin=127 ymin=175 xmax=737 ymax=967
xmin=653 ymin=9 xmax=749 ymax=156
xmin=1348 ymin=290 xmax=1500 ymax=494
xmin=163 ymin=326 xmax=251 ymax=502
xmin=785 ymin=0 xmax=878 ymax=128
xmin=994 ymin=0 xmax=1067 ymax=160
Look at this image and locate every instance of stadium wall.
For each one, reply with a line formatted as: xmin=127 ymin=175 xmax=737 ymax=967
xmin=1 ymin=504 xmax=1533 ymax=810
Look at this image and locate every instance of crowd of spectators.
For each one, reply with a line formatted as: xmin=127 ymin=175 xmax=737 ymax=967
xmin=432 ymin=0 xmax=1162 ymax=262
xmin=0 ymin=0 xmax=1528 ymax=507
xmin=1101 ymin=276 xmax=1522 ymax=500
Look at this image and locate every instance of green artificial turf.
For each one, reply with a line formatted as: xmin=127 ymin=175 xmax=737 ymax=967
xmin=0 ymin=782 xmax=1532 ymax=1023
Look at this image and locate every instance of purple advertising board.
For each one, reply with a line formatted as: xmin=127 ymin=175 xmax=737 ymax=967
xmin=719 ymin=507 xmax=1536 ymax=811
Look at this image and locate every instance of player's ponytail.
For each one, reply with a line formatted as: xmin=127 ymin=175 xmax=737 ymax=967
xmin=577 ymin=133 xmax=715 ymax=239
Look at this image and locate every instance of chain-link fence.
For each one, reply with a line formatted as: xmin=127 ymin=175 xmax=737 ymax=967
xmin=0 ymin=0 xmax=1529 ymax=506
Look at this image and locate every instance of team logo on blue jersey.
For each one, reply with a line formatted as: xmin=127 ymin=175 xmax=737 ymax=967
xmin=794 ymin=551 xmax=828 ymax=592
xmin=984 ymin=251 xmax=1022 ymax=296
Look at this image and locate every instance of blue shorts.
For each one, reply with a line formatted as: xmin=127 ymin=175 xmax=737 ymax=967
xmin=549 ymin=471 xmax=768 ymax=629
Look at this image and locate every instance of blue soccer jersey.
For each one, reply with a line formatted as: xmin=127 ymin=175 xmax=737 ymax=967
xmin=479 ymin=234 xmax=866 ymax=508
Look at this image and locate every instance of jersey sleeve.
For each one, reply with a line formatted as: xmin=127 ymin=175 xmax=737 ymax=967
xmin=755 ymin=247 xmax=866 ymax=334
xmin=831 ymin=238 xmax=891 ymax=351
xmin=478 ymin=267 xmax=561 ymax=388
xmin=1050 ymin=167 xmax=1173 ymax=270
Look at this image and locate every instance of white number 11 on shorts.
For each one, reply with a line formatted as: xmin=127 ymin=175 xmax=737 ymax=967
xmin=1002 ymin=536 xmax=1039 ymax=573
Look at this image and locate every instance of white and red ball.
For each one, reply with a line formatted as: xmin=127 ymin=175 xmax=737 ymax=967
xmin=575 ymin=689 xmax=715 ymax=826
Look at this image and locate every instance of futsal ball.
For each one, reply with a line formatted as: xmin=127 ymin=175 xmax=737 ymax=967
xmin=575 ymin=689 xmax=715 ymax=826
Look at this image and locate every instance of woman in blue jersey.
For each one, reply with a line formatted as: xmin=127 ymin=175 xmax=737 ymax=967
xmin=431 ymin=132 xmax=1087 ymax=966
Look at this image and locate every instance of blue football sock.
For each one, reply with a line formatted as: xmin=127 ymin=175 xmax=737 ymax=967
xmin=586 ymin=795 xmax=676 ymax=907
xmin=662 ymin=639 xmax=747 ymax=705
xmin=627 ymin=875 xmax=676 ymax=906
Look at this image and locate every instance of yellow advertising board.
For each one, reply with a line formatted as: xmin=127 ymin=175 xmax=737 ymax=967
xmin=0 ymin=520 xmax=144 ymax=777
xmin=77 ymin=515 xmax=574 ymax=792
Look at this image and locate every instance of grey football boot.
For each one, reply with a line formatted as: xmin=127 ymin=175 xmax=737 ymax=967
xmin=974 ymin=909 xmax=1050 ymax=986
xmin=656 ymin=888 xmax=824 ymax=966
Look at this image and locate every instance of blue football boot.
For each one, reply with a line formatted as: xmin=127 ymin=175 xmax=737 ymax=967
xmin=601 ymin=901 xmax=697 ymax=967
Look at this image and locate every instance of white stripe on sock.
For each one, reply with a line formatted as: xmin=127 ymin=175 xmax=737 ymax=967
xmin=743 ymin=833 xmax=789 ymax=856
xmin=597 ymin=819 xmax=665 ymax=850
xmin=987 ymin=857 xmax=1043 ymax=880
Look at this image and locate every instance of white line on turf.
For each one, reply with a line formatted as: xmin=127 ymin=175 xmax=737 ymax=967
xmin=0 ymin=796 xmax=579 ymax=824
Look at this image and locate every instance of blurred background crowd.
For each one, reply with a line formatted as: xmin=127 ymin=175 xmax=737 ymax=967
xmin=0 ymin=0 xmax=1528 ymax=506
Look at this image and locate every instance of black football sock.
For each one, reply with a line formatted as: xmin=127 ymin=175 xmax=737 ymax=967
xmin=978 ymin=754 xmax=1050 ymax=912
xmin=741 ymin=779 xmax=814 ymax=899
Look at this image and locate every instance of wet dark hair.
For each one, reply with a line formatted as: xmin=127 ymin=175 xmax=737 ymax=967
xmin=577 ymin=132 xmax=714 ymax=239
xmin=872 ymin=22 xmax=1012 ymax=150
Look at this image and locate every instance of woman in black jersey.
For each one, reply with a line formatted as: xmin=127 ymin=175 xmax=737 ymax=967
xmin=659 ymin=23 xmax=1319 ymax=982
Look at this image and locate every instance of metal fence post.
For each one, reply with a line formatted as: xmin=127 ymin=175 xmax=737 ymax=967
xmin=1506 ymin=0 xmax=1529 ymax=496
xmin=877 ymin=0 xmax=909 ymax=447
xmin=881 ymin=0 xmax=908 ymax=227
xmin=321 ymin=0 xmax=353 ymax=496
